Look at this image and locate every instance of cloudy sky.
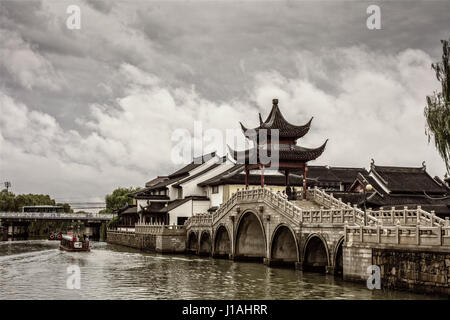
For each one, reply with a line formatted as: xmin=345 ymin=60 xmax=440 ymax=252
xmin=0 ymin=0 xmax=449 ymax=203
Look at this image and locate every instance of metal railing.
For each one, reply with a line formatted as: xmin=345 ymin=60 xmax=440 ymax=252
xmin=0 ymin=211 xmax=114 ymax=220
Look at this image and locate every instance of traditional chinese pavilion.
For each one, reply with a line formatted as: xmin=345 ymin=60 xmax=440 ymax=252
xmin=229 ymin=98 xmax=328 ymax=199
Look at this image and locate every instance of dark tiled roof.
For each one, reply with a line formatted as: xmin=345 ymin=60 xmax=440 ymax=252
xmin=229 ymin=140 xmax=328 ymax=164
xmin=304 ymin=166 xmax=368 ymax=184
xmin=118 ymin=205 xmax=137 ymax=216
xmin=371 ymin=165 xmax=447 ymax=194
xmin=168 ymin=152 xmax=216 ymax=178
xmin=200 ymin=166 xmax=304 ymax=187
xmin=145 ymin=176 xmax=168 ymax=188
xmin=129 ymin=176 xmax=183 ymax=198
xmin=161 ymin=196 xmax=210 ymax=212
xmin=240 ymin=99 xmax=313 ymax=139
xmin=198 ymin=164 xmax=245 ymax=186
xmin=172 ymin=158 xmax=226 ymax=187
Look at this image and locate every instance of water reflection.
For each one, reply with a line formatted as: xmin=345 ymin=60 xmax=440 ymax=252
xmin=0 ymin=240 xmax=442 ymax=300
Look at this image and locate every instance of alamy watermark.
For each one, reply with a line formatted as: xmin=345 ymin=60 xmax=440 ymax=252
xmin=171 ymin=121 xmax=280 ymax=169
xmin=66 ymin=265 xmax=81 ymax=290
xmin=66 ymin=5 xmax=81 ymax=30
xmin=366 ymin=265 xmax=381 ymax=290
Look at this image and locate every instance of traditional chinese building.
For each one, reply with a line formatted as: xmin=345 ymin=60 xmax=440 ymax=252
xmin=229 ymin=98 xmax=328 ymax=199
xmin=341 ymin=160 xmax=450 ymax=218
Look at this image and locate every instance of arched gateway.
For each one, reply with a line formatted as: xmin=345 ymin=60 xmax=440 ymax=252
xmin=199 ymin=231 xmax=212 ymax=255
xmin=213 ymin=225 xmax=231 ymax=258
xmin=303 ymin=235 xmax=329 ymax=272
xmin=270 ymin=225 xmax=298 ymax=266
xmin=187 ymin=232 xmax=198 ymax=253
xmin=235 ymin=211 xmax=266 ymax=261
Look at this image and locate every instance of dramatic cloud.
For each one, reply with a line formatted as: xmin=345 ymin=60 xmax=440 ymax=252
xmin=0 ymin=0 xmax=449 ymax=203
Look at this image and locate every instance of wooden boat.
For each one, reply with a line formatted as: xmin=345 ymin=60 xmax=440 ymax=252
xmin=59 ymin=233 xmax=90 ymax=252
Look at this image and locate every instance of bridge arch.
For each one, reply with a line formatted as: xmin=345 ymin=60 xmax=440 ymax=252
xmin=302 ymin=233 xmax=330 ymax=273
xmin=333 ymin=236 xmax=345 ymax=276
xmin=187 ymin=231 xmax=198 ymax=253
xmin=235 ymin=210 xmax=266 ymax=261
xmin=213 ymin=224 xmax=231 ymax=258
xmin=270 ymin=224 xmax=299 ymax=266
xmin=199 ymin=231 xmax=212 ymax=256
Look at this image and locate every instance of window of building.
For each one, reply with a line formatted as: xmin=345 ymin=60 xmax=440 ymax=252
xmin=212 ymin=186 xmax=219 ymax=194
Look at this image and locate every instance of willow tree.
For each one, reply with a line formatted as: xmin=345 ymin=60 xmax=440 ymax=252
xmin=425 ymin=39 xmax=450 ymax=174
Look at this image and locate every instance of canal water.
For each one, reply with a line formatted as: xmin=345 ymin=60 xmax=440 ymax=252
xmin=0 ymin=239 xmax=442 ymax=300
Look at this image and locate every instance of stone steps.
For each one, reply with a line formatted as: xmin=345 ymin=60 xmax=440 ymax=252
xmin=291 ymin=200 xmax=321 ymax=210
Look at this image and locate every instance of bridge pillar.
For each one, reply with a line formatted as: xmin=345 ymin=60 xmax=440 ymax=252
xmin=84 ymin=222 xmax=101 ymax=240
xmin=325 ymin=266 xmax=335 ymax=274
xmin=295 ymin=262 xmax=303 ymax=270
xmin=6 ymin=222 xmax=29 ymax=237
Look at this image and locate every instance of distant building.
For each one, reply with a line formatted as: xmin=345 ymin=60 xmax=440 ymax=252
xmin=340 ymin=161 xmax=450 ymax=218
xmin=299 ymin=166 xmax=369 ymax=192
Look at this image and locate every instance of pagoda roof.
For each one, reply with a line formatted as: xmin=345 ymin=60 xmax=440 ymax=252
xmin=228 ymin=139 xmax=328 ymax=165
xmin=240 ymin=99 xmax=313 ymax=140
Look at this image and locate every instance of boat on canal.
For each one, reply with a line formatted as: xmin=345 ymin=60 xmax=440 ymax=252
xmin=59 ymin=233 xmax=90 ymax=252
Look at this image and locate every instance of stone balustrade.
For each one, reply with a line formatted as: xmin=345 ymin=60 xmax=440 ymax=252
xmin=184 ymin=213 xmax=213 ymax=229
xmin=306 ymin=187 xmax=445 ymax=227
xmin=345 ymin=224 xmax=450 ymax=247
xmin=107 ymin=227 xmax=135 ymax=234
xmin=135 ymin=223 xmax=185 ymax=235
xmin=210 ymin=186 xmax=379 ymax=227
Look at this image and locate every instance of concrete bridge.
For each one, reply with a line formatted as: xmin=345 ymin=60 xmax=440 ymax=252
xmin=185 ymin=187 xmax=450 ymax=288
xmin=0 ymin=212 xmax=115 ymax=237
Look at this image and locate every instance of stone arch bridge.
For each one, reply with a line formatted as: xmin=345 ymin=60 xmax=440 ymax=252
xmin=185 ymin=187 xmax=449 ymax=275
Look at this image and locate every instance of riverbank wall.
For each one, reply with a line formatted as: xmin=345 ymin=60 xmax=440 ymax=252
xmin=343 ymin=243 xmax=450 ymax=296
xmin=107 ymin=225 xmax=186 ymax=253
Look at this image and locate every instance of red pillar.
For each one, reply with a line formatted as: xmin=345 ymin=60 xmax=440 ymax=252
xmin=303 ymin=165 xmax=307 ymax=199
xmin=245 ymin=167 xmax=249 ymax=189
xmin=260 ymin=165 xmax=265 ymax=188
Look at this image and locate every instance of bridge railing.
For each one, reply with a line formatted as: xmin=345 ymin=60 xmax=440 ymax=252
xmin=211 ymin=187 xmax=366 ymax=226
xmin=300 ymin=208 xmax=361 ymax=224
xmin=306 ymin=187 xmax=445 ymax=227
xmin=345 ymin=224 xmax=450 ymax=247
xmin=306 ymin=187 xmax=379 ymax=225
xmin=366 ymin=206 xmax=446 ymax=227
xmin=0 ymin=211 xmax=114 ymax=220
xmin=135 ymin=223 xmax=185 ymax=235
xmin=184 ymin=213 xmax=213 ymax=229
xmin=107 ymin=227 xmax=135 ymax=234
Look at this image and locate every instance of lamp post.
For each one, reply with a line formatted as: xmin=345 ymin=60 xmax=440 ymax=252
xmin=363 ymin=183 xmax=373 ymax=226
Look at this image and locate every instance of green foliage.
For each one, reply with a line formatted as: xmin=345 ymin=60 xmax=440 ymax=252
xmin=102 ymin=186 xmax=141 ymax=213
xmin=0 ymin=189 xmax=16 ymax=211
xmin=0 ymin=189 xmax=73 ymax=213
xmin=15 ymin=194 xmax=55 ymax=211
xmin=425 ymin=39 xmax=450 ymax=174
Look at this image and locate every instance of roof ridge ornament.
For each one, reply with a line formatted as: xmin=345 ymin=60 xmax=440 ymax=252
xmin=422 ymin=161 xmax=426 ymax=170
xmin=272 ymin=98 xmax=278 ymax=106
